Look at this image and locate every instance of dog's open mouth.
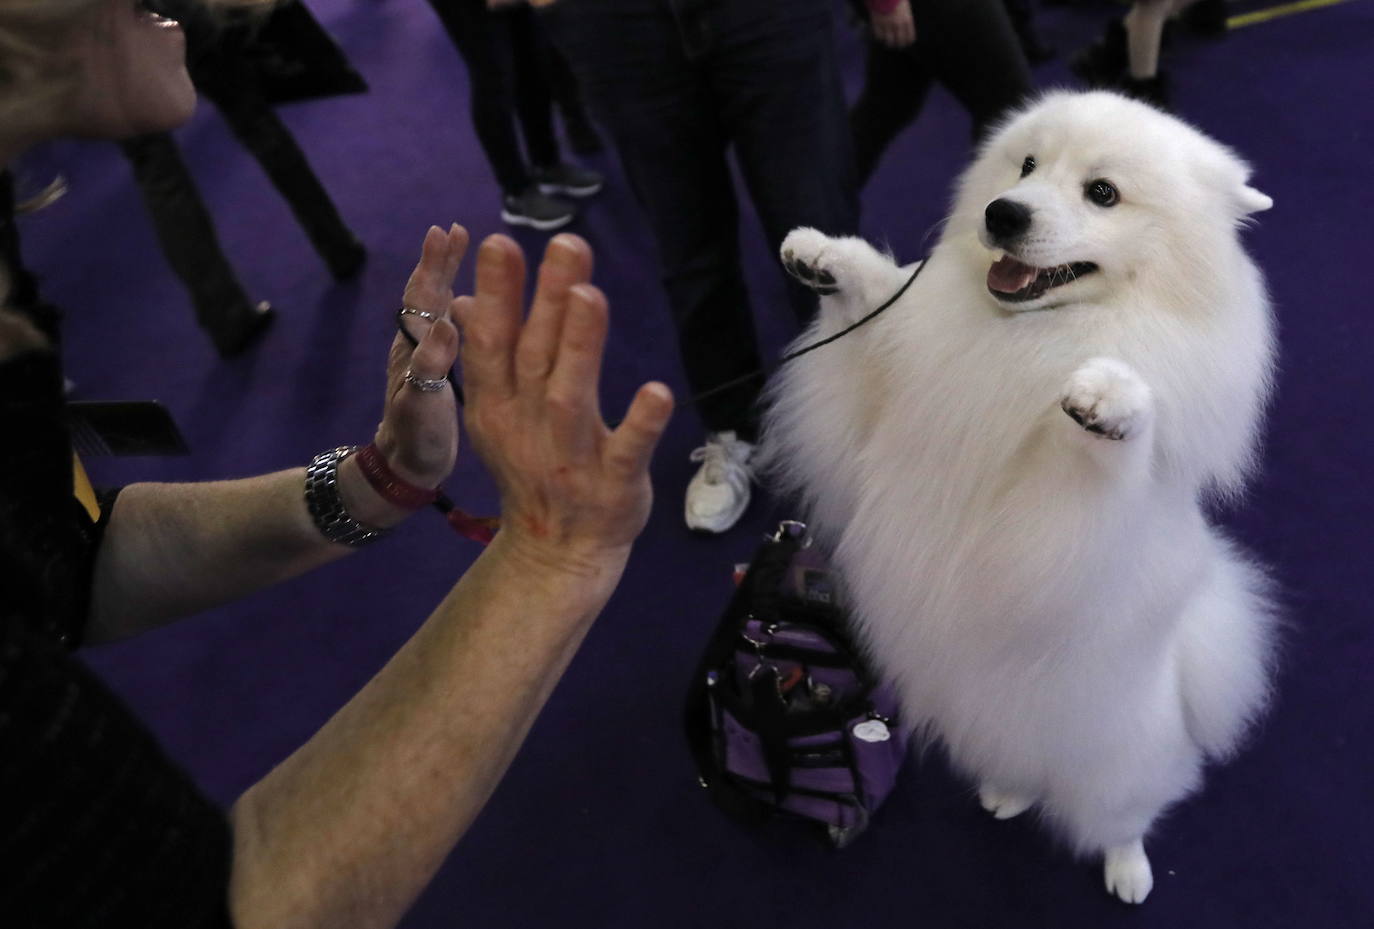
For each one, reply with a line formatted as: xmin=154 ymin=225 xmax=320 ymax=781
xmin=987 ymin=255 xmax=1098 ymax=303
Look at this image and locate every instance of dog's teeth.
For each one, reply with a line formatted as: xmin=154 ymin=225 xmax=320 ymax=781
xmin=991 ymin=249 xmax=1006 ymax=262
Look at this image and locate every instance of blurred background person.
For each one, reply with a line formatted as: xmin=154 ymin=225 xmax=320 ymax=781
xmin=1072 ymin=0 xmax=1228 ymax=107
xmin=1002 ymin=0 xmax=1056 ymax=63
xmin=851 ymin=0 xmax=1035 ymax=186
xmin=424 ymin=0 xmax=603 ymax=231
xmin=539 ymin=0 xmax=860 ymax=534
xmin=122 ymin=0 xmax=368 ymax=357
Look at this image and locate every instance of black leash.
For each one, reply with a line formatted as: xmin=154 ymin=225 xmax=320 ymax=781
xmin=683 ymin=254 xmax=929 ymax=410
xmin=395 ymin=254 xmax=928 ymax=416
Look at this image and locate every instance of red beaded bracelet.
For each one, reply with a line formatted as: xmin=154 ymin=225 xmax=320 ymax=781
xmin=353 ymin=443 xmax=441 ymax=510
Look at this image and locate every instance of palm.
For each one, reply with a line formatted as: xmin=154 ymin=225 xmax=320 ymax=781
xmin=455 ymin=233 xmax=673 ymax=567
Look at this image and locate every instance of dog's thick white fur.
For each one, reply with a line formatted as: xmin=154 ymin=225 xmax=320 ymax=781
xmin=762 ymin=91 xmax=1278 ymax=903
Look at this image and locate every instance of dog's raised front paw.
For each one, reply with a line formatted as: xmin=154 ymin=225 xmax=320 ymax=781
xmin=780 ymin=228 xmax=844 ymax=296
xmin=1060 ymin=358 xmax=1152 ymax=441
xmin=978 ymin=785 xmax=1034 ymax=820
xmin=1103 ymin=840 xmax=1154 ymax=904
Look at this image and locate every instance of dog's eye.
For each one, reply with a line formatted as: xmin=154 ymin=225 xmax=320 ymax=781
xmin=1020 ymin=155 xmax=1036 ymax=178
xmin=1086 ymin=179 xmax=1119 ymax=207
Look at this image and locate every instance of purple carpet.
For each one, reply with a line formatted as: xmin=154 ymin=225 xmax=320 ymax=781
xmin=19 ymin=0 xmax=1374 ymax=925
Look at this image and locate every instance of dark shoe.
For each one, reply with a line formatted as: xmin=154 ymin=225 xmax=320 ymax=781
xmin=1071 ymin=19 xmax=1128 ymax=87
xmin=213 ymin=301 xmax=276 ymax=358
xmin=326 ymin=237 xmax=367 ymax=281
xmin=531 ymin=162 xmax=604 ymax=199
xmin=500 ymin=187 xmax=576 ymax=232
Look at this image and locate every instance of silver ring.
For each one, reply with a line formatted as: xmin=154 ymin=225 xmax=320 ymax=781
xmin=400 ymin=306 xmax=440 ymax=323
xmin=404 ymin=369 xmax=449 ymax=393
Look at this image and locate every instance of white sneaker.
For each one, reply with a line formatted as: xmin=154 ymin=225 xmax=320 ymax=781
xmin=685 ymin=431 xmax=755 ymax=533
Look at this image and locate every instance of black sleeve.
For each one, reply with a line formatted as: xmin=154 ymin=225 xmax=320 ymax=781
xmin=0 ymin=348 xmax=108 ymax=648
xmin=0 ymin=614 xmax=236 ymax=928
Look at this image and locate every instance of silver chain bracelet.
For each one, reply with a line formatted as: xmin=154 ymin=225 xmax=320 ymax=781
xmin=304 ymin=446 xmax=386 ymax=546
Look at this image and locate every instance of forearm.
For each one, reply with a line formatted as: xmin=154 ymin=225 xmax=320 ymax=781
xmin=226 ymin=533 xmax=625 ymax=929
xmin=87 ymin=456 xmax=411 ymax=643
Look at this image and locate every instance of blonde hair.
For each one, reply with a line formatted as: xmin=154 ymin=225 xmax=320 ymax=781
xmin=0 ymin=1 xmax=98 ymax=122
xmin=0 ymin=0 xmax=276 ymax=127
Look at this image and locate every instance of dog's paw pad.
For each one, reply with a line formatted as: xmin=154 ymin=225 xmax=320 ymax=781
xmin=978 ymin=785 xmax=1034 ymax=820
xmin=1060 ymin=358 xmax=1152 ymax=441
xmin=1104 ymin=842 xmax=1153 ymax=904
xmin=781 ymin=228 xmax=844 ymax=296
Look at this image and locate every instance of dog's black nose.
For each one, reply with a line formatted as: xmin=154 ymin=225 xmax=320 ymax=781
xmin=985 ymin=199 xmax=1032 ymax=241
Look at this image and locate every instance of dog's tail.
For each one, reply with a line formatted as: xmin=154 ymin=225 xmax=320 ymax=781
xmin=1176 ymin=536 xmax=1281 ymax=761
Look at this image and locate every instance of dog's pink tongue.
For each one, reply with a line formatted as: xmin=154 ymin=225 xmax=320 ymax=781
xmin=988 ymin=256 xmax=1039 ymax=294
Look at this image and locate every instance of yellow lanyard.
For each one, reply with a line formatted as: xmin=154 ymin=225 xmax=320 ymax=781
xmin=71 ymin=452 xmax=100 ymax=521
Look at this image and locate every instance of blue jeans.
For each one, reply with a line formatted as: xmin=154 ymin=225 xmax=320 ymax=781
xmin=541 ymin=0 xmax=859 ymax=437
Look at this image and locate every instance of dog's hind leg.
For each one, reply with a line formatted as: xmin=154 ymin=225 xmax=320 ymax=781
xmin=978 ymin=784 xmax=1035 ymax=820
xmin=1104 ymin=839 xmax=1154 ymax=904
xmin=780 ymin=227 xmax=913 ymax=326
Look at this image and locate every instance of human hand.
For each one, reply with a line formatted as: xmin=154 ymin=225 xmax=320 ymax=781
xmin=372 ymin=224 xmax=468 ymax=490
xmin=871 ymin=0 xmax=916 ymax=49
xmin=455 ymin=234 xmax=674 ymax=576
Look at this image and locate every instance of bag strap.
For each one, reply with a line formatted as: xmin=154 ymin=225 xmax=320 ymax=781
xmin=683 ymin=530 xmax=803 ymax=806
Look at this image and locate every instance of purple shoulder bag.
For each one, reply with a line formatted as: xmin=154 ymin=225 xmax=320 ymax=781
xmin=685 ymin=521 xmax=910 ymax=847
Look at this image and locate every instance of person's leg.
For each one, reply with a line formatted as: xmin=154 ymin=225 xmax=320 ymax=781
xmin=543 ymin=4 xmax=765 ymax=438
xmin=118 ymin=133 xmax=273 ymax=356
xmin=197 ymin=69 xmax=365 ymax=281
xmin=505 ymin=4 xmax=561 ymax=171
xmin=426 ymin=0 xmax=533 ymax=196
xmin=609 ymin=96 xmax=760 ymax=438
xmin=542 ymin=2 xmax=767 ymax=531
xmin=714 ymin=1 xmax=861 ymax=327
xmin=1001 ymin=0 xmax=1055 ymax=62
xmin=542 ymin=38 xmax=603 ymax=155
xmin=1124 ymin=0 xmax=1174 ymax=79
xmin=918 ymin=0 xmax=1034 ymax=142
xmin=1126 ymin=0 xmax=1207 ymax=75
xmin=423 ymin=0 xmax=574 ymax=228
xmin=427 ymin=0 xmax=575 ymax=227
xmin=507 ymin=6 xmax=603 ymax=199
xmin=850 ymin=37 xmax=936 ymax=188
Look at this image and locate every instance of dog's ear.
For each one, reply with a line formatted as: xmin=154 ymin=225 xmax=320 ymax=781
xmin=1237 ymin=185 xmax=1273 ymax=215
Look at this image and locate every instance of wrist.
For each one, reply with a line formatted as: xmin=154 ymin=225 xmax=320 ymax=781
xmin=487 ymin=529 xmax=631 ymax=595
xmin=373 ymin=432 xmax=447 ymax=491
xmin=335 ymin=452 xmax=416 ymax=531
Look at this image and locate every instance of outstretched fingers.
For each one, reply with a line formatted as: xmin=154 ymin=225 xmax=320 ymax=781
xmin=440 ymin=223 xmax=467 ymax=284
xmin=515 ymin=234 xmax=593 ymax=387
xmin=605 ymin=382 xmax=674 ymax=479
xmin=457 ymin=234 xmax=526 ymax=402
xmin=403 ymin=224 xmax=469 ymax=313
xmin=545 ymin=283 xmax=609 ymax=460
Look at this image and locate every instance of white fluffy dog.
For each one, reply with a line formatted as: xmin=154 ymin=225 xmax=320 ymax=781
xmin=762 ymin=91 xmax=1278 ymax=903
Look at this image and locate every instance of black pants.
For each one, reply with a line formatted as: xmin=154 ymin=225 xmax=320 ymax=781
xmin=122 ymin=29 xmax=359 ymax=346
xmin=120 ymin=134 xmax=262 ymax=348
xmin=426 ymin=0 xmax=561 ymax=196
xmin=851 ymin=0 xmax=1034 ymax=185
xmin=196 ymin=71 xmax=361 ymax=271
xmin=542 ymin=0 xmax=859 ymax=437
